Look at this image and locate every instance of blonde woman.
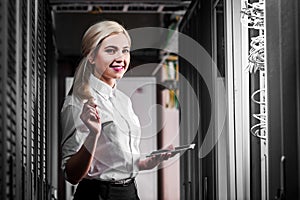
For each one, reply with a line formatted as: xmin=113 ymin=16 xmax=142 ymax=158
xmin=60 ymin=20 xmax=173 ymax=200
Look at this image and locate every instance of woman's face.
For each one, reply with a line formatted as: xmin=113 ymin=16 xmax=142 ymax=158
xmin=92 ymin=33 xmax=130 ymax=87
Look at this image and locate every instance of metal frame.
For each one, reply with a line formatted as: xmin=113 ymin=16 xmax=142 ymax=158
xmin=225 ymin=0 xmax=251 ymax=199
xmin=212 ymin=1 xmax=228 ymax=200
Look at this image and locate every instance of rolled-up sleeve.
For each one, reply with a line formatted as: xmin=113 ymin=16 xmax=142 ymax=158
xmin=60 ymin=96 xmax=88 ymax=173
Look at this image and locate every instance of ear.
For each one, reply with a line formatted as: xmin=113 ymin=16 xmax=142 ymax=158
xmin=88 ymin=55 xmax=95 ymax=64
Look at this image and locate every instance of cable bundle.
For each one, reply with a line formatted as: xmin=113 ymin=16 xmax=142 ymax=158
xmin=241 ymin=1 xmax=264 ymax=29
xmin=246 ymin=35 xmax=265 ymax=73
xmin=241 ymin=0 xmax=267 ymax=140
xmin=250 ymin=88 xmax=267 ymax=139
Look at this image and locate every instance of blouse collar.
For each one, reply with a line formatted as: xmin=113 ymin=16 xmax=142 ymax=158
xmin=89 ymin=74 xmax=116 ymax=100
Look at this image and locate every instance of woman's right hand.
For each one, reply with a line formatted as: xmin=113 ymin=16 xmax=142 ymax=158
xmin=80 ymin=99 xmax=101 ymax=135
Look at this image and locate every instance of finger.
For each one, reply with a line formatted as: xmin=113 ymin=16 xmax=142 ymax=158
xmin=81 ymin=108 xmax=98 ymax=121
xmin=170 ymin=151 xmax=177 ymax=157
xmin=166 ymin=152 xmax=172 ymax=157
xmin=164 ymin=153 xmax=170 ymax=160
xmin=165 ymin=151 xmax=174 ymax=159
xmin=82 ymin=99 xmax=97 ymax=111
xmin=153 ymin=154 xmax=162 ymax=162
xmin=81 ymin=110 xmax=99 ymax=122
xmin=87 ymin=99 xmax=100 ymax=120
xmin=87 ymin=98 xmax=98 ymax=108
xmin=86 ymin=110 xmax=99 ymax=119
xmin=167 ymin=144 xmax=174 ymax=150
xmin=82 ymin=103 xmax=93 ymax=114
xmin=159 ymin=153 xmax=168 ymax=161
xmin=84 ymin=113 xmax=99 ymax=122
xmin=86 ymin=107 xmax=98 ymax=115
xmin=85 ymin=104 xmax=97 ymax=109
xmin=88 ymin=113 xmax=99 ymax=122
xmin=83 ymin=103 xmax=99 ymax=115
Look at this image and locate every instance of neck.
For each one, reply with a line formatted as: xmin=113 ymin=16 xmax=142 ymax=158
xmin=100 ymin=77 xmax=115 ymax=88
xmin=92 ymin=72 xmax=115 ymax=88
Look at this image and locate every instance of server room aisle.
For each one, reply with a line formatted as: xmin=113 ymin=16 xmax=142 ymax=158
xmin=0 ymin=0 xmax=300 ymax=200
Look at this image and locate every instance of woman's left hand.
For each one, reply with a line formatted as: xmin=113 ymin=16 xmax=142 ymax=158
xmin=153 ymin=144 xmax=175 ymax=162
xmin=139 ymin=144 xmax=175 ymax=170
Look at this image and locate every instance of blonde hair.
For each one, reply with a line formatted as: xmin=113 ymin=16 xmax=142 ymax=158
xmin=72 ymin=20 xmax=131 ymax=101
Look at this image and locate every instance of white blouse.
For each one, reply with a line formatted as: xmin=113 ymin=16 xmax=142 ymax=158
xmin=61 ymin=74 xmax=141 ymax=181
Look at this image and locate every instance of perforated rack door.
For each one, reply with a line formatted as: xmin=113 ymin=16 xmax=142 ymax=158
xmin=0 ymin=0 xmax=3 ymax=198
xmin=178 ymin=1 xmax=215 ymax=199
xmin=0 ymin=1 xmax=19 ymax=199
xmin=0 ymin=0 xmax=4 ymax=198
xmin=0 ymin=0 xmax=51 ymax=200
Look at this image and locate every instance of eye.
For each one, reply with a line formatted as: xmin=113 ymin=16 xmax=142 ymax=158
xmin=105 ymin=49 xmax=116 ymax=54
xmin=122 ymin=49 xmax=130 ymax=54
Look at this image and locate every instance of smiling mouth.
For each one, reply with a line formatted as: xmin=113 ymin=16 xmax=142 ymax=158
xmin=109 ymin=62 xmax=127 ymax=71
xmin=109 ymin=64 xmax=125 ymax=72
xmin=112 ymin=67 xmax=123 ymax=72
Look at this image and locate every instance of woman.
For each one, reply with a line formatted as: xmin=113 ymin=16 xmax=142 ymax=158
xmin=60 ymin=20 xmax=174 ymax=200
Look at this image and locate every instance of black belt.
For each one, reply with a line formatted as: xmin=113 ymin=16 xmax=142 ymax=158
xmin=83 ymin=178 xmax=135 ymax=187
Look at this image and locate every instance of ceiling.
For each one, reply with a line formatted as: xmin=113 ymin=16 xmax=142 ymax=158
xmin=51 ymin=0 xmax=190 ymax=56
xmin=50 ymin=0 xmax=190 ymax=14
xmin=53 ymin=12 xmax=163 ymax=55
xmin=49 ymin=0 xmax=187 ymax=4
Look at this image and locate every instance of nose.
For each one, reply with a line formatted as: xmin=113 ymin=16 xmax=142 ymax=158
xmin=117 ymin=50 xmax=127 ymax=58
xmin=114 ymin=50 xmax=127 ymax=62
xmin=114 ymin=56 xmax=125 ymax=65
xmin=115 ymin=53 xmax=124 ymax=60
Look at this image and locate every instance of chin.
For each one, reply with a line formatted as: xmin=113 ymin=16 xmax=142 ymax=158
xmin=113 ymin=74 xmax=125 ymax=79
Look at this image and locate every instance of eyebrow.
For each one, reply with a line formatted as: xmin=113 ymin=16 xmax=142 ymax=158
xmin=104 ymin=45 xmax=130 ymax=49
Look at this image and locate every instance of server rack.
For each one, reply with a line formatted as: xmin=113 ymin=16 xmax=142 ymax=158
xmin=178 ymin=0 xmax=300 ymax=200
xmin=179 ymin=0 xmax=215 ymax=199
xmin=266 ymin=0 xmax=300 ymax=199
xmin=178 ymin=0 xmax=251 ymax=199
xmin=0 ymin=0 xmax=54 ymax=199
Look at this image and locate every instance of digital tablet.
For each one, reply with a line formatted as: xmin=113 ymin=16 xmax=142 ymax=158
xmin=146 ymin=144 xmax=195 ymax=157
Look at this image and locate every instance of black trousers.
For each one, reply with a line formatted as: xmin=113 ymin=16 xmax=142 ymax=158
xmin=73 ymin=179 xmax=140 ymax=200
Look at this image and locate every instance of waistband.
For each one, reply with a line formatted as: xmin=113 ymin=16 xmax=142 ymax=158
xmin=82 ymin=178 xmax=135 ymax=187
